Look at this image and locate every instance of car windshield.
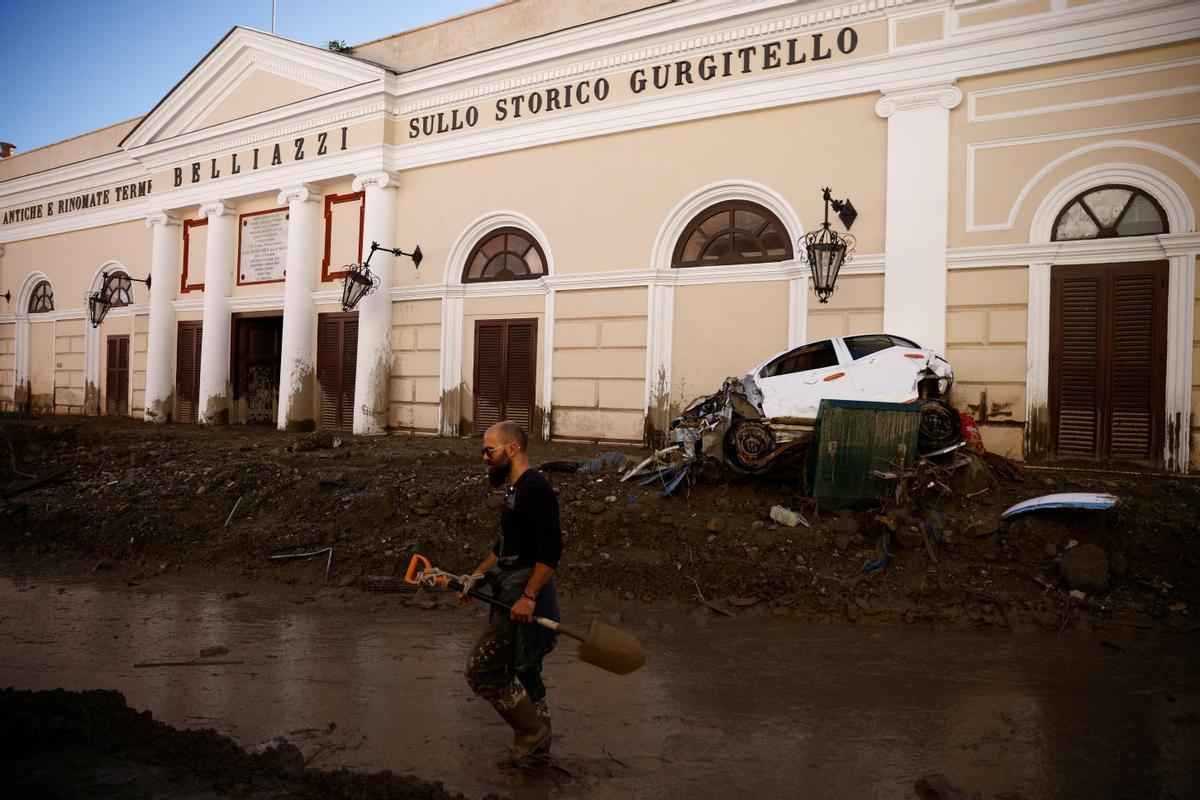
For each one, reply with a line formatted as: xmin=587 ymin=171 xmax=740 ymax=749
xmin=760 ymin=340 xmax=838 ymax=377
xmin=843 ymin=334 xmax=897 ymax=360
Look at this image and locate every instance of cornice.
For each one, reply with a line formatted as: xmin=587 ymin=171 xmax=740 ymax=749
xmin=123 ymin=27 xmax=388 ymax=150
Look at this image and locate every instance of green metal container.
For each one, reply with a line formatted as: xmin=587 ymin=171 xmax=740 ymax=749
xmin=809 ymin=399 xmax=920 ymax=509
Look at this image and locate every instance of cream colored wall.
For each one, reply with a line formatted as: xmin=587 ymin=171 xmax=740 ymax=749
xmin=55 ymin=318 xmax=86 ymax=415
xmin=194 ymin=69 xmax=327 ymax=131
xmin=460 ymin=294 xmax=545 ymax=433
xmin=389 ymin=299 xmax=442 ymax=433
xmin=806 ymin=274 xmax=884 ymax=341
xmin=394 ymin=94 xmax=887 ymax=286
xmin=132 ymin=313 xmax=148 ymax=416
xmin=552 ymin=286 xmax=647 ymax=441
xmin=2 ymin=220 xmax=152 ymax=308
xmin=957 ymin=0 xmax=1050 ymax=28
xmin=671 ymin=281 xmax=788 ymax=417
xmin=29 ymin=321 xmax=55 ymax=412
xmin=0 ymin=118 xmax=140 ymax=182
xmin=895 ymin=13 xmax=944 ymax=47
xmin=0 ymin=322 xmax=14 ymax=411
xmin=951 ymin=41 xmax=1200 ymax=248
xmin=945 ymin=267 xmax=1028 ymax=459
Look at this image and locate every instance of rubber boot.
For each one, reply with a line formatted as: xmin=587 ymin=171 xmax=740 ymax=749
xmin=495 ymin=695 xmax=551 ymax=769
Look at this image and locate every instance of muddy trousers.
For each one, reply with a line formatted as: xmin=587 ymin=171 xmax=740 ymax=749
xmin=464 ymin=612 xmax=550 ymax=721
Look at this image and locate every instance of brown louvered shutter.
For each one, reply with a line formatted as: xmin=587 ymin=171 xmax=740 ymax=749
xmin=1051 ymin=274 xmax=1101 ymax=456
xmin=106 ymin=337 xmax=119 ymax=415
xmin=1050 ymin=262 xmax=1166 ymax=463
xmin=317 ymin=313 xmax=357 ymax=431
xmin=116 ymin=336 xmax=130 ymax=416
xmin=176 ymin=322 xmax=202 ymax=423
xmin=504 ymin=320 xmax=536 ymax=432
xmin=1109 ymin=267 xmax=1166 ymax=460
xmin=474 ymin=321 xmax=504 ymax=431
xmin=340 ymin=317 xmax=358 ymax=431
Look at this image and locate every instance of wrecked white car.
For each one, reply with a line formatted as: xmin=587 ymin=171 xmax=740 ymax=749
xmin=668 ymin=334 xmax=959 ymax=474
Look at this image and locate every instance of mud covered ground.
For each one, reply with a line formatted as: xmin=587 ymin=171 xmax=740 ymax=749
xmin=1 ymin=414 xmax=1197 ymax=634
xmin=0 ymin=686 xmax=495 ymax=799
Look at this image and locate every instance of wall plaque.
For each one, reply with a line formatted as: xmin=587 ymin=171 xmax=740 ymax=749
xmin=238 ymin=207 xmax=289 ymax=285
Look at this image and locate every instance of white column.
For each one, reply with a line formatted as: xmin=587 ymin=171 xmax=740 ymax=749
xmin=351 ymin=172 xmax=400 ymax=436
xmin=1164 ymin=245 xmax=1196 ymax=473
xmin=788 ymin=275 xmax=807 ymax=348
xmin=1024 ymin=261 xmax=1053 ymax=458
xmin=643 ymin=282 xmax=675 ymax=442
xmin=197 ymin=200 xmax=237 ymax=424
xmin=438 ymin=291 xmax=465 ymax=436
xmin=144 ymin=212 xmax=181 ymax=422
xmin=541 ymin=288 xmax=555 ymax=440
xmin=276 ymin=184 xmax=322 ymax=430
xmin=876 ymin=84 xmax=962 ymax=355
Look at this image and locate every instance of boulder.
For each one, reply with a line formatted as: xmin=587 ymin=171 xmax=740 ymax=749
xmin=1060 ymin=543 xmax=1109 ymax=594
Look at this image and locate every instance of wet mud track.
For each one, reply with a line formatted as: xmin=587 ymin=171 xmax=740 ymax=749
xmin=1 ymin=566 xmax=1196 ymax=799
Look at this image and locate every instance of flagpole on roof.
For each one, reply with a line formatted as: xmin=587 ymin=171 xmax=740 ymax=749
xmin=272 ymin=0 xmax=277 ymax=34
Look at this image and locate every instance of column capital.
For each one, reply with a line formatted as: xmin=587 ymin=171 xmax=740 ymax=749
xmin=145 ymin=212 xmax=181 ymax=229
xmin=353 ymin=171 xmax=401 ymax=192
xmin=199 ymin=200 xmax=237 ymax=218
xmin=875 ymin=83 xmax=962 ymax=118
xmin=277 ymin=184 xmax=323 ymax=206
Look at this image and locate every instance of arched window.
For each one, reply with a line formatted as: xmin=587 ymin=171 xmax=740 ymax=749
xmin=28 ymin=280 xmax=54 ymax=313
xmin=1052 ymin=185 xmax=1168 ymax=241
xmin=462 ymin=227 xmax=547 ymax=283
xmin=672 ymin=200 xmax=792 ymax=268
xmin=103 ymin=272 xmax=132 ymax=307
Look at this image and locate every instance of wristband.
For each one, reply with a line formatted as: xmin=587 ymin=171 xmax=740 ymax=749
xmin=522 ymin=591 xmax=536 ymax=602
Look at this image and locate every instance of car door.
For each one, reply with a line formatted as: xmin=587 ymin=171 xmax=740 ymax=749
xmin=842 ymin=333 xmax=927 ymax=403
xmin=753 ymin=339 xmax=852 ymax=419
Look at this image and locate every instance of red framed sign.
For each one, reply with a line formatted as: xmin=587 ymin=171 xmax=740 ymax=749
xmin=322 ymin=191 xmax=365 ymax=282
xmin=237 ymin=206 xmax=289 ymax=286
xmin=180 ymin=217 xmax=208 ymax=293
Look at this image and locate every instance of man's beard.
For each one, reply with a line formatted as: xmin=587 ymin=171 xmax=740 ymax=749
xmin=488 ymin=459 xmax=509 ymax=488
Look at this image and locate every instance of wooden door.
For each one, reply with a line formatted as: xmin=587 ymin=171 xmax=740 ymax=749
xmin=317 ymin=312 xmax=358 ymax=431
xmin=473 ymin=318 xmax=537 ymax=434
xmin=105 ymin=335 xmax=130 ymax=416
xmin=1049 ymin=261 xmax=1167 ymax=463
xmin=176 ymin=321 xmax=203 ymax=424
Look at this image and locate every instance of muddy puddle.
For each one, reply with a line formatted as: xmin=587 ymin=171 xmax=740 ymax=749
xmin=0 ymin=566 xmax=1195 ymax=799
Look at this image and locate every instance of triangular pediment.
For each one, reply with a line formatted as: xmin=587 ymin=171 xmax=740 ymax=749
xmin=122 ymin=27 xmax=389 ymax=149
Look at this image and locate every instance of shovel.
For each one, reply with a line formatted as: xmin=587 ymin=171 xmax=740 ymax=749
xmin=404 ymin=554 xmax=645 ymax=676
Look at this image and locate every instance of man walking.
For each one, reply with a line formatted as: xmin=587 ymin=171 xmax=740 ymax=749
xmin=460 ymin=420 xmax=563 ymax=768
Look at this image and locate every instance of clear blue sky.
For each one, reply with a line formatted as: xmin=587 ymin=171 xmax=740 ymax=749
xmin=0 ymin=0 xmax=493 ymax=154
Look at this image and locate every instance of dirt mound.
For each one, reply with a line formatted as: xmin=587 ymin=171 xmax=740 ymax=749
xmin=1 ymin=415 xmax=1197 ymax=633
xmin=0 ymin=687 xmax=490 ymax=799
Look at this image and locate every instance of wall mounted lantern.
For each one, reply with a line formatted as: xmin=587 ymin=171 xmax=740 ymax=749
xmin=86 ymin=271 xmax=151 ymax=328
xmin=341 ymin=241 xmax=423 ymax=312
xmin=800 ymin=187 xmax=857 ymax=304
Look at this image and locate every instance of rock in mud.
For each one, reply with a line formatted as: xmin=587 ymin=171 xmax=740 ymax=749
xmin=1060 ymin=543 xmax=1109 ymax=594
xmin=706 ymin=517 xmax=726 ymax=533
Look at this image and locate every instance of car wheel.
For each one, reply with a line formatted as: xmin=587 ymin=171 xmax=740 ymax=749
xmin=918 ymin=399 xmax=962 ymax=452
xmin=723 ymin=417 xmax=776 ymax=473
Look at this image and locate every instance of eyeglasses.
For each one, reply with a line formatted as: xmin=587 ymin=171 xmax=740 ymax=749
xmin=481 ymin=446 xmax=499 ymax=456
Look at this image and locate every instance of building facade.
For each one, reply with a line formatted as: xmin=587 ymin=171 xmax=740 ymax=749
xmin=1 ymin=0 xmax=1198 ymax=471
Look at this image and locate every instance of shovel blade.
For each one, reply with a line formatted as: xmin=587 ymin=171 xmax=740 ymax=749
xmin=577 ymin=619 xmax=645 ymax=675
